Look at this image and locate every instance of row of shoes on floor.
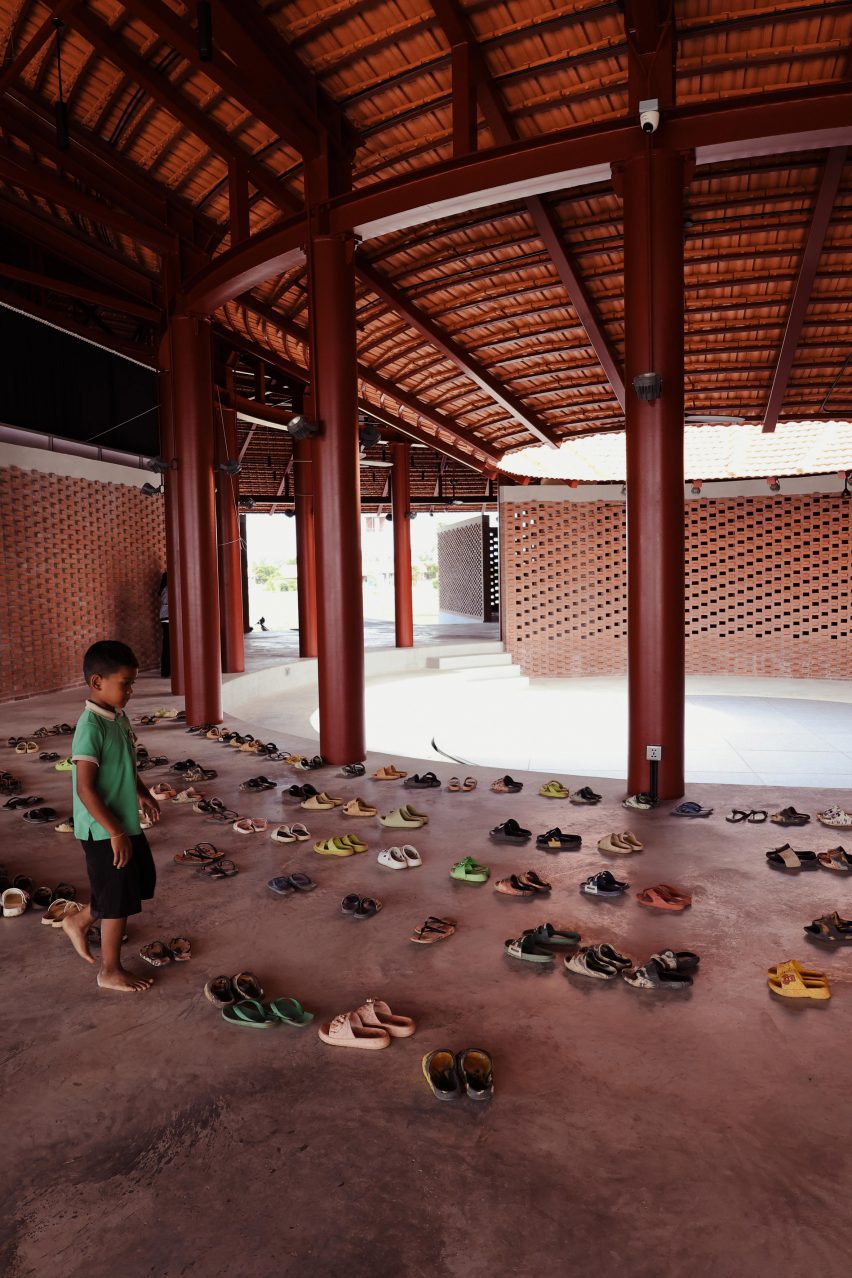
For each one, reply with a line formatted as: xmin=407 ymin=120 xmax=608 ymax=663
xmin=488 ymin=821 xmax=642 ymax=851
xmin=1 ymin=874 xmax=75 ymax=916
xmin=766 ymin=843 xmax=852 ymax=872
xmin=503 ymin=926 xmax=700 ymax=988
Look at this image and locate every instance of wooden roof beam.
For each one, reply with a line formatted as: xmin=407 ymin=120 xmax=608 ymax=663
xmin=0 ymin=148 xmax=173 ymax=251
xmin=124 ymin=0 xmax=319 ymax=161
xmin=429 ymin=0 xmax=626 ymax=413
xmin=238 ymin=295 xmax=502 ymax=466
xmin=762 ymin=147 xmax=847 ymax=434
xmin=356 ymin=256 xmax=560 ymax=447
xmin=357 ymin=400 xmax=488 ymax=475
xmin=70 ymin=6 xmax=302 ymax=216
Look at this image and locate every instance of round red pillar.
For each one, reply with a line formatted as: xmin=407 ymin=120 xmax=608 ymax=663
xmin=623 ymin=147 xmax=686 ymax=799
xmin=391 ymin=443 xmax=414 ymax=647
xmin=294 ymin=436 xmax=318 ymax=658
xmin=157 ymin=361 xmax=185 ymax=694
xmin=215 ymin=401 xmax=245 ymax=673
xmin=169 ymin=314 xmax=223 ymax=725
xmin=309 ymin=234 xmax=365 ymax=763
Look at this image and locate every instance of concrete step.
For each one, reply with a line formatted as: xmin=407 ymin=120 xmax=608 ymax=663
xmin=457 ymin=665 xmax=528 ymax=685
xmin=427 ymin=651 xmax=511 ymax=671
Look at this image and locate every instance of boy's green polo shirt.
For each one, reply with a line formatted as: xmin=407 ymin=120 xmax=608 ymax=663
xmin=71 ymin=700 xmax=140 ymax=840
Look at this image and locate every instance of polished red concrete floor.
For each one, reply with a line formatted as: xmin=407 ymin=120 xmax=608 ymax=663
xmin=3 ymin=673 xmax=852 ymax=1277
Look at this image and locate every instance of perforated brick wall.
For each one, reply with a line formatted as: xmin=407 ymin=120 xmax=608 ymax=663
xmin=0 ymin=467 xmax=166 ymax=700
xmin=438 ymin=516 xmax=486 ymax=618
xmin=500 ymin=495 xmax=852 ymax=679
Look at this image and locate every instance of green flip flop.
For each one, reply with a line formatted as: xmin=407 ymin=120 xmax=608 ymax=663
xmin=450 ymin=856 xmax=490 ymax=883
xmin=222 ymin=998 xmax=275 ymax=1028
xmin=268 ymin=997 xmax=314 ymax=1026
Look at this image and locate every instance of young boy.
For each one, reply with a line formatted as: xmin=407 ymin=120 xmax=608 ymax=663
xmin=63 ymin=640 xmax=161 ymax=993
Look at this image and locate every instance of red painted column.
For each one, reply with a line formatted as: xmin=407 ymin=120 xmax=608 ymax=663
xmin=215 ymin=399 xmax=245 ymax=673
xmin=157 ymin=355 xmax=185 ymax=694
xmin=169 ymin=313 xmax=223 ymax=725
xmin=622 ymin=147 xmax=686 ymax=799
xmin=391 ymin=442 xmax=414 ymax=647
xmin=294 ymin=436 xmax=318 ymax=658
xmin=309 ymin=233 xmax=365 ymax=763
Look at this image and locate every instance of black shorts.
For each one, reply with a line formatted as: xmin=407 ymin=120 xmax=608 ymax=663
xmin=81 ymin=832 xmax=156 ymax=920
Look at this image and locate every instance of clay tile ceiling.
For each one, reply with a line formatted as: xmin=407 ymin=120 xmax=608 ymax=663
xmin=0 ymin=0 xmax=850 ymax=471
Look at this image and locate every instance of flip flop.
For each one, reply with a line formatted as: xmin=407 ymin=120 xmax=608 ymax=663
xmin=671 ymin=801 xmax=713 ymax=818
xmin=410 ymin=917 xmax=456 ymax=944
xmin=196 ymin=859 xmax=238 ymax=878
xmin=174 ymin=843 xmax=223 ymax=865
xmin=222 ymin=999 xmax=275 ymax=1028
xmin=636 ymin=886 xmax=691 ymax=911
xmin=268 ymin=997 xmax=313 ymax=1026
xmin=447 ymin=777 xmax=462 ymax=792
xmin=767 ymin=960 xmax=830 ymax=1000
xmin=268 ymin=876 xmax=296 ymax=896
xmin=462 ymin=777 xmax=478 ymax=791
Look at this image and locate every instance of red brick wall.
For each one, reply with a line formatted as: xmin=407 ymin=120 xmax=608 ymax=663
xmin=0 ymin=467 xmax=166 ymax=699
xmin=500 ymin=495 xmax=852 ymax=679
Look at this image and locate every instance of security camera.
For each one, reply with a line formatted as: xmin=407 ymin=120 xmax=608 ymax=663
xmin=639 ymin=98 xmax=660 ymax=134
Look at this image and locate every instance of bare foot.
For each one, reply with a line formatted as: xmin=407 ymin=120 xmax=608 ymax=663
xmin=97 ymin=967 xmax=154 ymax=993
xmin=61 ymin=910 xmax=96 ymax=965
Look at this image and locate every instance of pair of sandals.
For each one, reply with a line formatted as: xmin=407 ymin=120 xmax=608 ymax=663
xmin=490 ymin=819 xmax=531 ymax=844
xmin=422 ymin=1048 xmax=493 ymax=1100
xmin=289 ymin=754 xmax=325 ymax=770
xmin=239 ymin=776 xmax=277 ymax=791
xmin=598 ymin=831 xmax=643 ymax=854
xmin=805 ymin=912 xmax=852 ymax=944
xmin=234 ymin=817 xmax=269 ymax=834
xmin=14 ymin=740 xmax=38 ymax=754
xmin=447 ymin=776 xmax=477 ymax=792
xmin=343 ymin=798 xmax=377 ymax=818
xmin=380 ymin=806 xmax=428 ymax=829
xmin=504 ymin=924 xmax=580 ymax=962
xmin=540 ymin=780 xmax=570 ymax=799
xmin=197 ymin=858 xmax=237 ymax=879
xmin=268 ymin=872 xmax=316 ymax=895
xmin=767 ymin=959 xmax=830 ymax=1001
xmin=38 ymin=752 xmax=60 ymax=763
xmin=726 ymin=809 xmax=767 ymax=823
xmin=490 ymin=775 xmax=523 ymax=793
xmin=377 ymin=845 xmax=421 ymax=869
xmin=341 ymin=763 xmax=366 ymax=778
xmin=22 ymin=807 xmax=58 ymax=824
xmin=302 ymin=791 xmax=344 ymax=810
xmin=289 ymin=783 xmax=318 ymax=801
xmin=536 ymin=828 xmax=582 ymax=851
xmin=566 ymin=944 xmax=633 ymax=980
xmin=314 ymin=835 xmax=368 ymax=856
xmin=671 ymin=801 xmax=713 ymax=818
xmin=451 ymin=856 xmax=489 ymax=882
xmin=403 ymin=772 xmax=441 ymax=789
xmin=270 ymin=824 xmax=310 ymax=843
xmin=223 ymin=997 xmax=313 ymax=1028
xmin=770 ymin=806 xmax=810 ymax=827
xmin=341 ymin=893 xmax=382 ymax=918
xmin=767 ymin=843 xmax=852 ymax=872
xmin=19 ymin=724 xmax=72 ymax=739
xmin=410 ymin=915 xmax=456 ymax=944
xmin=204 ymin=970 xmax=264 ymax=1007
xmin=373 ymin=765 xmax=407 ymax=780
xmin=136 ymin=755 xmax=168 ymax=772
xmin=636 ymin=883 xmax=692 ymax=911
xmin=495 ymin=871 xmax=550 ymax=896
xmin=624 ymin=953 xmax=697 ymax=990
xmin=30 ymin=881 xmax=76 ymax=909
xmin=570 ymin=786 xmax=602 ymax=805
xmin=174 ymin=843 xmax=223 ymax=865
xmin=582 ymin=870 xmax=628 ymax=897
xmin=140 ymin=937 xmax=191 ymax=966
xmin=4 ymin=795 xmax=44 ymax=810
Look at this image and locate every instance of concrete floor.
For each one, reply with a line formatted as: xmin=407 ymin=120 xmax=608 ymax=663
xmin=3 ymin=672 xmax=852 ymax=1278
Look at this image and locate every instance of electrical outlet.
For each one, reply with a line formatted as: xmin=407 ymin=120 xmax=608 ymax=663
xmin=646 ymin=745 xmax=662 ymax=761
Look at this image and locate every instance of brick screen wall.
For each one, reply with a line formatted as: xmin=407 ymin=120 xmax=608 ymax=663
xmin=438 ymin=516 xmax=486 ymax=618
xmin=0 ymin=466 xmax=166 ymax=699
xmin=500 ymin=495 xmax=852 ymax=679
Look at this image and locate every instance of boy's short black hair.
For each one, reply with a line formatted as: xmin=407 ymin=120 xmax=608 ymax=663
xmin=83 ymin=641 xmax=140 ymax=682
